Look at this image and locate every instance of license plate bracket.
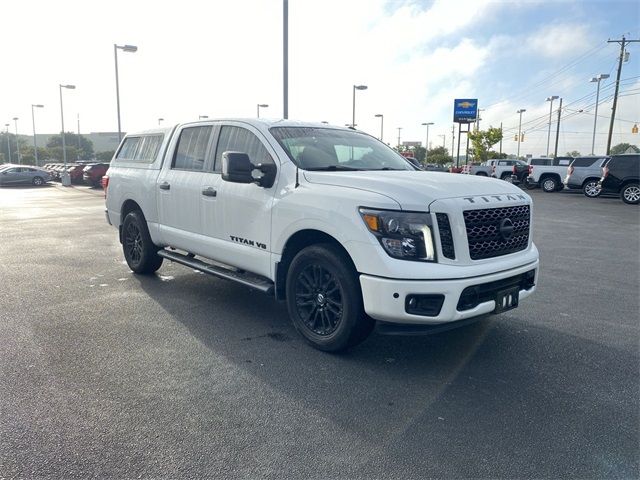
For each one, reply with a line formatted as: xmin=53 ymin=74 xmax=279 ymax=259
xmin=494 ymin=287 xmax=519 ymax=313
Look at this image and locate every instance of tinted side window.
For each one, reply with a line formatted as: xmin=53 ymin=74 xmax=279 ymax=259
xmin=611 ymin=156 xmax=639 ymax=172
xmin=214 ymin=126 xmax=273 ymax=172
xmin=172 ymin=126 xmax=212 ymax=171
xmin=571 ymin=157 xmax=599 ymax=168
xmin=116 ymin=136 xmax=141 ymax=160
xmin=530 ymin=158 xmax=550 ymax=166
xmin=135 ymin=135 xmax=164 ymax=163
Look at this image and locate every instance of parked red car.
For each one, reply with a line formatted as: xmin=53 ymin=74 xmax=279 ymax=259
xmin=83 ymin=163 xmax=109 ymax=187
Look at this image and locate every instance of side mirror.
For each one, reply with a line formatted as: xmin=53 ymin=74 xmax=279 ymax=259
xmin=222 ymin=152 xmax=253 ymax=184
xmin=222 ymin=151 xmax=277 ymax=188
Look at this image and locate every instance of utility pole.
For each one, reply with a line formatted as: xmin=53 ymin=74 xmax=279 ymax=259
xmin=499 ymin=122 xmax=503 ymax=154
xmin=606 ymin=36 xmax=639 ymax=154
xmin=283 ymin=0 xmax=288 ymax=119
xmin=553 ymin=98 xmax=563 ymax=159
xmin=450 ymin=124 xmax=455 ymax=158
xmin=397 ymin=127 xmax=402 ymax=149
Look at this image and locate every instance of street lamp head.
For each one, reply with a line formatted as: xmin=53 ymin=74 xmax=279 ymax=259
xmin=422 ymin=122 xmax=434 ymax=126
xmin=517 ymin=109 xmax=526 ymax=113
xmin=546 ymin=96 xmax=559 ymax=101
xmin=354 ymin=85 xmax=368 ymax=90
xmin=158 ymin=117 xmax=164 ymax=121
xmin=258 ymin=104 xmax=269 ymax=108
xmin=61 ymin=84 xmax=76 ymax=89
xmin=199 ymin=115 xmax=209 ymax=119
xmin=12 ymin=117 xmax=19 ymax=121
xmin=33 ymin=104 xmax=44 ymax=108
xmin=374 ymin=114 xmax=383 ymax=118
xmin=119 ymin=44 xmax=138 ymax=53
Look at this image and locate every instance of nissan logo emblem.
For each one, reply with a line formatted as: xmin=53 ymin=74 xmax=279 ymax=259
xmin=499 ymin=218 xmax=515 ymax=240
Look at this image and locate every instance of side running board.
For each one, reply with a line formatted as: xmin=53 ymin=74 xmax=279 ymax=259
xmin=157 ymin=249 xmax=274 ymax=295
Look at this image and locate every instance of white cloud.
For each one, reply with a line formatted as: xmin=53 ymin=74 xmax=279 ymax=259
xmin=528 ymin=23 xmax=592 ymax=59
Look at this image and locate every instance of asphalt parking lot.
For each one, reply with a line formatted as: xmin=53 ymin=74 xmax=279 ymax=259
xmin=0 ymin=183 xmax=638 ymax=479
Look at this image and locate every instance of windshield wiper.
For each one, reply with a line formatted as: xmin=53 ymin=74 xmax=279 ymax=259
xmin=305 ymin=165 xmax=363 ymax=171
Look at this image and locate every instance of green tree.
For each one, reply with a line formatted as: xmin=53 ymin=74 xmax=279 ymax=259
xmin=46 ymin=133 xmax=94 ymax=160
xmin=610 ymin=143 xmax=639 ymax=155
xmin=413 ymin=146 xmax=426 ymax=163
xmin=565 ymin=150 xmax=581 ymax=157
xmin=468 ymin=127 xmax=503 ymax=163
xmin=425 ymin=146 xmax=452 ymax=165
xmin=487 ymin=151 xmax=508 ymax=159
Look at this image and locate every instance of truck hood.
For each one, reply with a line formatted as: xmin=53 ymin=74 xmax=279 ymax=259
xmin=303 ymin=170 xmax=529 ymax=210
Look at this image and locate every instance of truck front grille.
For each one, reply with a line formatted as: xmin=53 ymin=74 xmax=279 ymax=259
xmin=435 ymin=213 xmax=455 ymax=259
xmin=463 ymin=205 xmax=530 ymax=260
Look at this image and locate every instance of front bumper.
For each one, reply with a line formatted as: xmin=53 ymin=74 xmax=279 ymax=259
xmin=360 ymin=260 xmax=538 ymax=325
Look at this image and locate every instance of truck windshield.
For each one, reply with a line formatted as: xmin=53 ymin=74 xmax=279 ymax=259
xmin=270 ymin=127 xmax=415 ymax=171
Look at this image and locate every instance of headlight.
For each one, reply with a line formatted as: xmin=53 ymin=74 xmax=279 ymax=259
xmin=359 ymin=208 xmax=436 ymax=262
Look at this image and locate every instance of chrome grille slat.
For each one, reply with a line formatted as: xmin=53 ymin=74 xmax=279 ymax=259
xmin=463 ymin=205 xmax=530 ymax=260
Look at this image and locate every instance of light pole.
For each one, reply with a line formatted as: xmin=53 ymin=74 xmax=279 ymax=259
xmin=545 ymin=96 xmax=559 ymax=156
xmin=114 ymin=43 xmax=138 ymax=142
xmin=352 ymin=84 xmax=368 ymax=128
xmin=31 ymin=104 xmax=44 ymax=166
xmin=590 ymin=73 xmax=610 ymax=155
xmin=475 ymin=109 xmax=485 ymax=130
xmin=59 ymin=84 xmax=76 ymax=185
xmin=374 ymin=114 xmax=384 ymax=142
xmin=397 ymin=127 xmax=402 ymax=149
xmin=516 ymin=109 xmax=526 ymax=158
xmin=12 ymin=117 xmax=20 ymax=164
xmin=158 ymin=117 xmax=164 ymax=126
xmin=198 ymin=115 xmax=209 ymax=120
xmin=257 ymin=104 xmax=269 ymax=118
xmin=422 ymin=122 xmax=434 ymax=162
xmin=4 ymin=124 xmax=10 ymax=163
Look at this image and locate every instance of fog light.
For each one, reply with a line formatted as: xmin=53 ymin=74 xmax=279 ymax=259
xmin=522 ymin=269 xmax=536 ymax=290
xmin=457 ymin=287 xmax=480 ymax=311
xmin=405 ymin=294 xmax=445 ymax=317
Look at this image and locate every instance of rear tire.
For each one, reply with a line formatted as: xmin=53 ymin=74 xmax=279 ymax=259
xmin=285 ymin=244 xmax=374 ymax=352
xmin=122 ymin=210 xmax=163 ymax=274
xmin=541 ymin=176 xmax=558 ymax=192
xmin=621 ymin=183 xmax=640 ymax=204
xmin=500 ymin=173 xmax=513 ymax=183
xmin=582 ymin=179 xmax=602 ymax=198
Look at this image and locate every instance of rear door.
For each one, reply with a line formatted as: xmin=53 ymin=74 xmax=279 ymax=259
xmin=157 ymin=125 xmax=214 ymax=252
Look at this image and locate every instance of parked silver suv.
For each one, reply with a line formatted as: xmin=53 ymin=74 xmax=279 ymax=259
xmin=564 ymin=156 xmax=608 ymax=198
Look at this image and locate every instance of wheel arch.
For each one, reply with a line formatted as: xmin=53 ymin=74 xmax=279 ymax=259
xmin=275 ymin=229 xmax=357 ymax=300
xmin=118 ymin=199 xmax=144 ymax=244
xmin=581 ymin=176 xmax=601 ymax=188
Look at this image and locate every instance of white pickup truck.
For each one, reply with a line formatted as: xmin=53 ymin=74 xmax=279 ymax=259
xmin=526 ymin=157 xmax=573 ymax=192
xmin=104 ymin=119 xmax=539 ymax=351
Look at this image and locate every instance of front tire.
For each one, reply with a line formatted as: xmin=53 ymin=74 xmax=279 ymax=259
xmin=582 ymin=179 xmax=602 ymax=198
xmin=285 ymin=244 xmax=374 ymax=352
xmin=122 ymin=210 xmax=163 ymax=274
xmin=541 ymin=176 xmax=558 ymax=192
xmin=621 ymin=183 xmax=640 ymax=204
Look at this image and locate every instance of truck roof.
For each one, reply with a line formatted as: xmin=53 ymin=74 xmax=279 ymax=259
xmin=125 ymin=119 xmax=356 ymax=137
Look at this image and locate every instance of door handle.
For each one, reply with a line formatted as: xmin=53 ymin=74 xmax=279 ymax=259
xmin=159 ymin=182 xmax=170 ymax=190
xmin=202 ymin=187 xmax=217 ymax=197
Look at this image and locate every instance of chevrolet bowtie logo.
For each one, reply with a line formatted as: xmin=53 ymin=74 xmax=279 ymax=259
xmin=457 ymin=101 xmax=476 ymax=108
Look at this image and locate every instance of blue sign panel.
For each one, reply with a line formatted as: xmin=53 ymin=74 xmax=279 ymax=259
xmin=453 ymin=99 xmax=478 ymax=123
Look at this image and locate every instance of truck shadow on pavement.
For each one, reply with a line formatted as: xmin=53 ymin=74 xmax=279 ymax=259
xmin=133 ymin=269 xmax=637 ymax=478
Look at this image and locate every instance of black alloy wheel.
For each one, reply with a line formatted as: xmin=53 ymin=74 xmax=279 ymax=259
xmin=122 ymin=210 xmax=163 ymax=274
xmin=285 ymin=244 xmax=374 ymax=351
xmin=294 ymin=264 xmax=344 ymax=336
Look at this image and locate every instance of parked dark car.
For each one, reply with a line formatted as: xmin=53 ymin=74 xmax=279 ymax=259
xmin=599 ymin=154 xmax=639 ymax=204
xmin=0 ymin=166 xmax=51 ymax=186
xmin=83 ymin=163 xmax=109 ymax=187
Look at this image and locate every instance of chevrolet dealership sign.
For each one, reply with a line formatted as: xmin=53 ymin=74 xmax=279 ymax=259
xmin=453 ymin=99 xmax=478 ymax=123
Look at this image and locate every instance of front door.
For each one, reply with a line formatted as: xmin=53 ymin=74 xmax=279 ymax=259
xmin=199 ymin=123 xmax=276 ymax=279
